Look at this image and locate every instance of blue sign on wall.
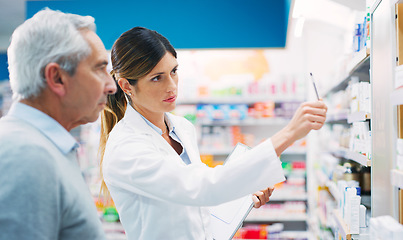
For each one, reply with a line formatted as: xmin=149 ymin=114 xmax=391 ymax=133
xmin=27 ymin=0 xmax=291 ymax=50
xmin=0 ymin=53 xmax=9 ymax=81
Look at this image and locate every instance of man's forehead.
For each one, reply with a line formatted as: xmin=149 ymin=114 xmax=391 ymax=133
xmin=80 ymin=30 xmax=108 ymax=63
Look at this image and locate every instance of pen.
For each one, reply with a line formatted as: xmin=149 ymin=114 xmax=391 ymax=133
xmin=310 ymin=72 xmax=320 ymax=100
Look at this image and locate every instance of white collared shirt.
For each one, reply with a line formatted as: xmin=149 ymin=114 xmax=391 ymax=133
xmin=7 ymin=102 xmax=79 ymax=154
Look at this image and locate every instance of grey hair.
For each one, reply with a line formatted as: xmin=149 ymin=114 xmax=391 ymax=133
xmin=7 ymin=8 xmax=96 ymax=100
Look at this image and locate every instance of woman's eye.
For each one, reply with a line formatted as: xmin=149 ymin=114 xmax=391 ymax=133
xmin=151 ymin=76 xmax=160 ymax=82
xmin=172 ymin=68 xmax=178 ymax=75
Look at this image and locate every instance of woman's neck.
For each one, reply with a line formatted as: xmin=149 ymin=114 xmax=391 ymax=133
xmin=130 ymin=103 xmax=166 ymax=132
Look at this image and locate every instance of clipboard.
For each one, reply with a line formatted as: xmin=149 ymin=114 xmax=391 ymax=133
xmin=209 ymin=143 xmax=254 ymax=240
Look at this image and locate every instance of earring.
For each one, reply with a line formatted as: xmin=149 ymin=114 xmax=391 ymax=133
xmin=127 ymin=92 xmax=132 ymax=96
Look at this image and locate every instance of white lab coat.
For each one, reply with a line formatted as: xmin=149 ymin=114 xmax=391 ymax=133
xmin=103 ymin=105 xmax=285 ymax=240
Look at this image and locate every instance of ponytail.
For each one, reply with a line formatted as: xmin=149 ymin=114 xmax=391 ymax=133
xmin=99 ymin=73 xmax=128 ymax=200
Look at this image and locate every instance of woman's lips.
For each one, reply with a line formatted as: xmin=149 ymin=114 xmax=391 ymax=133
xmin=163 ymin=96 xmax=176 ymax=103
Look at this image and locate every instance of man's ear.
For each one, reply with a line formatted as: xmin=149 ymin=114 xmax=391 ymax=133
xmin=117 ymin=78 xmax=133 ymax=94
xmin=44 ymin=63 xmax=66 ymax=97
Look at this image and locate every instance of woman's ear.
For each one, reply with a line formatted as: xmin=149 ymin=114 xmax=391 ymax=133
xmin=44 ymin=62 xmax=66 ymax=97
xmin=117 ymin=78 xmax=133 ymax=95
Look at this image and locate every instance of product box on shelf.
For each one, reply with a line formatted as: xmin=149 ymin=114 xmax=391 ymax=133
xmin=370 ymin=215 xmax=403 ymax=240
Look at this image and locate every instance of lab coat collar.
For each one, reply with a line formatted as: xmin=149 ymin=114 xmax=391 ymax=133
xmin=124 ymin=104 xmax=187 ymax=136
xmin=123 ymin=105 xmax=155 ymax=135
xmin=124 ymin=105 xmax=198 ymax=164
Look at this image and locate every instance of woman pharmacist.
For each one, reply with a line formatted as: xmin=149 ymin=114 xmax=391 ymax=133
xmin=99 ymin=27 xmax=327 ymax=240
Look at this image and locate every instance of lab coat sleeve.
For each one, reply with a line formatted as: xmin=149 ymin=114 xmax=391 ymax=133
xmin=103 ymin=133 xmax=285 ymax=207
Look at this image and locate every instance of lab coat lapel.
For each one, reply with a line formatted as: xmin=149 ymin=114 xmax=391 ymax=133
xmin=126 ymin=106 xmax=200 ymax=165
xmin=125 ymin=106 xmax=177 ymax=159
xmin=166 ymin=113 xmax=201 ymax=164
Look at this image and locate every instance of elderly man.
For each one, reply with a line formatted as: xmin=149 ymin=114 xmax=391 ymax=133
xmin=0 ymin=9 xmax=116 ymax=239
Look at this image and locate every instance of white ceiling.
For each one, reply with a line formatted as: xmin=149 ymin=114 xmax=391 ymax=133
xmin=0 ymin=0 xmax=367 ymax=51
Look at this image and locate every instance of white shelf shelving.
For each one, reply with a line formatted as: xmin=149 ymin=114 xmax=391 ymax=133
xmin=197 ymin=118 xmax=289 ymax=126
xmin=392 ymin=0 xmax=403 ymax=7
xmin=394 ymin=65 xmax=403 ymax=89
xmin=332 ymin=210 xmax=350 ymax=239
xmin=326 ymin=181 xmax=340 ymax=202
xmin=199 ymin=148 xmax=233 ymax=156
xmin=332 ymin=209 xmax=371 ymax=240
xmin=390 ymin=87 xmax=403 ymax=105
xmin=325 ymin=50 xmax=370 ymax=97
xmin=102 ymin=221 xmax=126 ymax=240
xmin=200 ymin=147 xmax=306 ymax=156
xmin=326 ymin=111 xmax=370 ymax=124
xmin=282 ymin=148 xmax=307 ymax=155
xmin=245 ymin=213 xmax=308 ymax=222
xmin=279 ymin=231 xmax=314 ymax=240
xmin=391 ymin=169 xmax=403 ymax=188
xmin=347 ymin=49 xmax=370 ymax=75
xmin=177 ymin=96 xmax=304 ymax=105
xmin=270 ymin=193 xmax=308 ymax=201
xmin=333 ymin=148 xmax=371 ymax=167
xmin=347 ymin=111 xmax=371 ymax=123
xmin=326 ymin=110 xmax=349 ymax=123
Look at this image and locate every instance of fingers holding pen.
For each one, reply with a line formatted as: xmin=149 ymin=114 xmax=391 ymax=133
xmin=300 ymin=101 xmax=327 ymax=115
xmin=285 ymin=100 xmax=328 ymax=141
xmin=302 ymin=102 xmax=327 ymax=129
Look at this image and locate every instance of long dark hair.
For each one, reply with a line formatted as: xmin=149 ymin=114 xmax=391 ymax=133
xmin=99 ymin=27 xmax=177 ymax=198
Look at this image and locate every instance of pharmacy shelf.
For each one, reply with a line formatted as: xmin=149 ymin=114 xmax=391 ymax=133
xmin=392 ymin=0 xmax=403 ymax=7
xmin=315 ymin=169 xmax=329 ymax=186
xmin=332 ymin=209 xmax=351 ymax=240
xmin=197 ymin=118 xmax=289 ymax=126
xmin=370 ymin=0 xmax=381 ymax=13
xmin=352 ymin=227 xmax=371 ymax=240
xmin=102 ymin=221 xmax=125 ymax=240
xmin=326 ymin=181 xmax=340 ymax=202
xmin=279 ymin=231 xmax=314 ymax=240
xmin=332 ymin=148 xmax=371 ymax=166
xmin=326 ymin=110 xmax=370 ymax=124
xmin=347 ymin=111 xmax=371 ymax=123
xmin=234 ymin=231 xmax=314 ymax=240
xmin=390 ymin=87 xmax=403 ymax=105
xmin=314 ymin=170 xmax=341 ymax=202
xmin=199 ymin=147 xmax=306 ymax=156
xmin=270 ymin=193 xmax=308 ymax=201
xmin=282 ymin=148 xmax=307 ymax=155
xmin=332 ymin=209 xmax=371 ymax=240
xmin=326 ymin=110 xmax=349 ymax=124
xmin=347 ymin=49 xmax=370 ymax=75
xmin=317 ymin=207 xmax=327 ymax=227
xmin=177 ymin=96 xmax=304 ymax=105
xmin=245 ymin=213 xmax=308 ymax=222
xmin=309 ymin=210 xmax=334 ymax=240
xmin=391 ymin=169 xmax=403 ymax=188
xmin=199 ymin=148 xmax=233 ymax=155
xmin=325 ymin=51 xmax=370 ymax=97
xmin=394 ymin=65 xmax=403 ymax=89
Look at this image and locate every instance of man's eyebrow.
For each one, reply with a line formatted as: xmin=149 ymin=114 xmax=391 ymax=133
xmin=95 ymin=60 xmax=108 ymax=67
